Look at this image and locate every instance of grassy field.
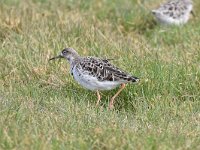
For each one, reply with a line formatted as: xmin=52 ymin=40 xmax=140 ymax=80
xmin=0 ymin=0 xmax=200 ymax=149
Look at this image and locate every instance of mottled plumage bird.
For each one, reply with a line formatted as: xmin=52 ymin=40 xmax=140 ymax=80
xmin=49 ymin=48 xmax=139 ymax=109
xmin=152 ymin=0 xmax=194 ymax=25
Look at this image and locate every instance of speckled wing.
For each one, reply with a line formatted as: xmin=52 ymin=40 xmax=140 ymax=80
xmin=76 ymin=57 xmax=139 ymax=83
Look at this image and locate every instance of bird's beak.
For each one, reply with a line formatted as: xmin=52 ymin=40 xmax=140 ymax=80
xmin=49 ymin=55 xmax=63 ymax=61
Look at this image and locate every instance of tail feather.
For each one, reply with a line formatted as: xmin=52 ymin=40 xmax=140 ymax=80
xmin=127 ymin=76 xmax=140 ymax=82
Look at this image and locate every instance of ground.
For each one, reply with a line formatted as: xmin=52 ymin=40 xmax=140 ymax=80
xmin=0 ymin=0 xmax=200 ymax=149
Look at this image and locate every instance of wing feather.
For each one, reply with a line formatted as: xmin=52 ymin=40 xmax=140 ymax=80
xmin=76 ymin=57 xmax=139 ymax=82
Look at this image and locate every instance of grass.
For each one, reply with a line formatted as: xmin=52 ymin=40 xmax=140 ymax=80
xmin=0 ymin=0 xmax=200 ymax=149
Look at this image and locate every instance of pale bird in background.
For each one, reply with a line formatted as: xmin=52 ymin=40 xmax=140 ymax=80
xmin=152 ymin=0 xmax=194 ymax=25
xmin=49 ymin=48 xmax=139 ymax=109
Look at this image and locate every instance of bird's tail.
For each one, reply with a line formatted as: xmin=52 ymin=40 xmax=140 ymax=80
xmin=128 ymin=76 xmax=140 ymax=83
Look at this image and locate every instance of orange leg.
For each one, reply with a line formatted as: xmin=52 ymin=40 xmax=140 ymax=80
xmin=109 ymin=83 xmax=126 ymax=109
xmin=96 ymin=90 xmax=101 ymax=106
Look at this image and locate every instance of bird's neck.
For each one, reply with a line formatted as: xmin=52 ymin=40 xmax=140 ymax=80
xmin=68 ymin=56 xmax=80 ymax=67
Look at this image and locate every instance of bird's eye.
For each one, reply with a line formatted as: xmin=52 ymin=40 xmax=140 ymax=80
xmin=62 ymin=50 xmax=67 ymax=55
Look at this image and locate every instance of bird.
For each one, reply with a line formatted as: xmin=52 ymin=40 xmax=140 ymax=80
xmin=152 ymin=0 xmax=194 ymax=25
xmin=49 ymin=48 xmax=139 ymax=109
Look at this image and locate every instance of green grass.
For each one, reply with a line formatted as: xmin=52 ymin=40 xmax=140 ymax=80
xmin=0 ymin=0 xmax=200 ymax=149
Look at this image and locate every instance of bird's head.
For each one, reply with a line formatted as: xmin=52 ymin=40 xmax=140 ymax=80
xmin=49 ymin=48 xmax=79 ymax=63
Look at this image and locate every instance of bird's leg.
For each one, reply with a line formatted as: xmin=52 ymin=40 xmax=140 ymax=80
xmin=191 ymin=10 xmax=195 ymax=18
xmin=96 ymin=90 xmax=101 ymax=106
xmin=109 ymin=83 xmax=126 ymax=109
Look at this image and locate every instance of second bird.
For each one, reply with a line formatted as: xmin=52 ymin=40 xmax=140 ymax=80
xmin=152 ymin=0 xmax=194 ymax=25
xmin=49 ymin=48 xmax=139 ymax=109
